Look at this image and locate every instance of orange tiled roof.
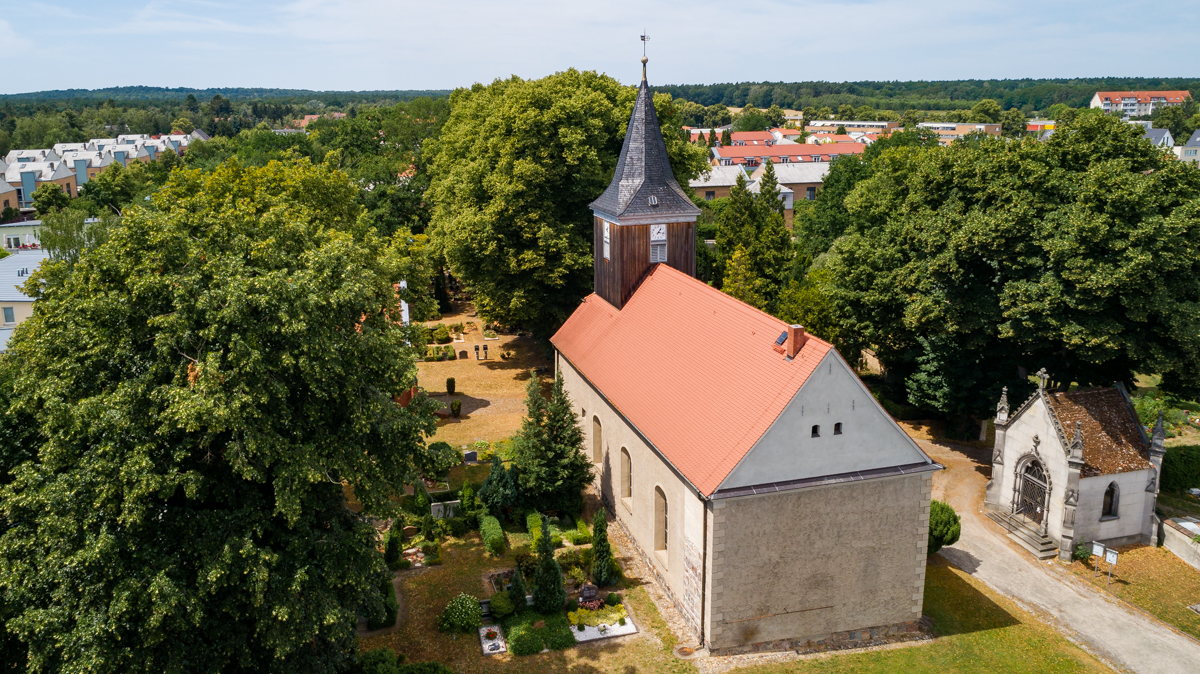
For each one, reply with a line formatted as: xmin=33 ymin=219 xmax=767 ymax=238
xmin=551 ymin=265 xmax=831 ymax=495
xmin=1095 ymin=91 xmax=1190 ymax=104
xmin=1046 ymin=389 xmax=1151 ymax=477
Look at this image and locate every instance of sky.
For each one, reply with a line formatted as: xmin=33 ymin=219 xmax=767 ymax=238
xmin=2 ymin=0 xmax=1198 ymax=94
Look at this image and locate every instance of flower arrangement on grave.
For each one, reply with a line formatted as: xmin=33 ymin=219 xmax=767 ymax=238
xmin=485 ymin=628 xmax=498 ymax=640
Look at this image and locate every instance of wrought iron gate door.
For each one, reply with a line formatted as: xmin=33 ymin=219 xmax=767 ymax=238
xmin=1016 ymin=462 xmax=1048 ymax=524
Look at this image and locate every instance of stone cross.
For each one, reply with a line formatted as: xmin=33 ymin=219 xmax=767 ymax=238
xmin=1036 ymin=368 xmax=1049 ymax=390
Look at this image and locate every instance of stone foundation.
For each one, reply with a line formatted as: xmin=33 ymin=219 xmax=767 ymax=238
xmin=707 ymin=617 xmax=931 ymax=657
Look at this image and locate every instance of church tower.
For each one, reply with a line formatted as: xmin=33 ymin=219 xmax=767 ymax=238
xmin=589 ymin=57 xmax=700 ymax=310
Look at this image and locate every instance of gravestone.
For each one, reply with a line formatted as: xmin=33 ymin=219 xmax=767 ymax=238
xmin=459 ymin=350 xmax=468 ymax=359
xmin=431 ymin=500 xmax=461 ymax=520
xmin=463 ymin=450 xmax=478 ymax=462
xmin=402 ymin=525 xmax=418 ymax=539
xmin=579 ymin=583 xmax=599 ymax=602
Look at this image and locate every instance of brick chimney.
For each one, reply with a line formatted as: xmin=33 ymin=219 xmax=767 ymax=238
xmin=786 ymin=324 xmax=807 ymax=358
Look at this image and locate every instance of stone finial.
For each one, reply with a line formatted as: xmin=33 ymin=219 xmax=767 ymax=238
xmin=995 ymin=386 xmax=1010 ymax=424
xmin=1150 ymin=410 xmax=1166 ymax=456
xmin=1036 ymin=368 xmax=1049 ymax=390
xmin=1069 ymin=421 xmax=1084 ymax=458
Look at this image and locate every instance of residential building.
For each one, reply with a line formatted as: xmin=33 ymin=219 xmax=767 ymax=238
xmin=752 ymin=162 xmax=830 ymax=204
xmin=1090 ymin=91 xmax=1191 ymax=117
xmin=57 ymin=150 xmax=113 ymax=185
xmin=2 ymin=160 xmax=78 ymax=209
xmin=294 ymin=112 xmax=347 ymax=129
xmin=711 ymin=143 xmax=865 ymax=167
xmin=5 ymin=149 xmax=60 ymax=165
xmin=688 ymin=165 xmax=746 ymax=201
xmin=985 ymin=379 xmax=1163 ymax=561
xmin=916 ymin=121 xmax=1001 ymax=144
xmin=1026 ymin=119 xmax=1056 ymax=133
xmin=804 ymin=120 xmax=899 ymax=135
xmin=0 ymin=249 xmax=49 ymax=351
xmin=0 ymin=182 xmax=16 ymax=212
xmin=0 ymin=219 xmax=41 ymax=250
xmin=558 ymin=59 xmax=939 ymax=655
xmin=728 ymin=131 xmax=775 ymax=146
xmin=771 ymin=128 xmax=804 ymax=142
xmin=1175 ymin=130 xmax=1200 ymax=163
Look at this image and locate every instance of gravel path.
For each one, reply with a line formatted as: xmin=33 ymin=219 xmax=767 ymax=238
xmin=924 ymin=438 xmax=1200 ymax=674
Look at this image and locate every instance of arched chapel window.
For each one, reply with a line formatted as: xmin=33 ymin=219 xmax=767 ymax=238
xmin=592 ymin=416 xmax=603 ymax=464
xmin=1103 ymin=482 xmax=1120 ymax=519
xmin=654 ymin=486 xmax=668 ymax=553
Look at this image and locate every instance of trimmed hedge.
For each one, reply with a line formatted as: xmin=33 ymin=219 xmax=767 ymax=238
xmin=480 ymin=514 xmax=506 ymax=555
xmin=1162 ymin=444 xmax=1200 ymax=493
xmin=368 ymin=579 xmax=399 ymax=630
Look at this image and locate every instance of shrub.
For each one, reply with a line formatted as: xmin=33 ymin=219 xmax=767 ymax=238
xmin=577 ymin=622 xmax=585 ymax=631
xmin=489 ymin=590 xmax=514 ymax=619
xmin=592 ymin=508 xmax=617 ymax=586
xmin=437 ymin=593 xmax=482 ymax=633
xmin=449 ymin=322 xmax=464 ymax=334
xmin=566 ymin=598 xmax=579 ymax=612
xmin=550 ymin=533 xmax=563 ymax=548
xmin=508 ymin=627 xmax=543 ymax=656
xmin=395 ymin=559 xmax=411 ymax=570
xmin=384 ymin=529 xmax=401 ymax=566
xmin=1073 ymin=543 xmax=1091 ymax=562
xmin=480 ymin=515 xmax=506 ymax=555
xmin=360 ymin=647 xmax=404 ymax=674
xmin=928 ymin=500 xmax=962 ymax=555
xmin=368 ymin=580 xmax=399 ymax=630
xmin=618 ymin=616 xmax=626 ymax=626
xmin=448 ymin=517 xmax=469 ymax=537
xmin=555 ymin=547 xmax=583 ymax=570
xmin=450 ymin=400 xmax=462 ymax=417
xmin=396 ymin=663 xmax=456 ymax=674
xmin=422 ymin=441 xmax=460 ymax=479
xmin=508 ymin=566 xmax=528 ymax=610
xmin=1162 ymin=444 xmax=1200 ymax=493
xmin=566 ymin=603 xmax=627 ymax=627
xmin=526 ymin=512 xmax=542 ymax=535
xmin=531 ymin=515 xmax=568 ymax=613
xmin=420 ymin=540 xmax=438 ymax=555
xmin=568 ymin=566 xmax=587 ymax=586
xmin=605 ymin=592 xmax=621 ymax=606
xmin=432 ymin=325 xmax=451 ymax=344
xmin=446 ymin=377 xmax=456 ymax=395
xmin=513 ymin=550 xmax=537 ymax=579
xmin=420 ymin=514 xmax=436 ymax=541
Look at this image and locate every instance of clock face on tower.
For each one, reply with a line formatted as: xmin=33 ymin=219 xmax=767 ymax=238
xmin=650 ymin=224 xmax=667 ymax=241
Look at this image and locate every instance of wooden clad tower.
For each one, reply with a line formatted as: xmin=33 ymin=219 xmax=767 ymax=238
xmin=589 ymin=57 xmax=700 ymax=309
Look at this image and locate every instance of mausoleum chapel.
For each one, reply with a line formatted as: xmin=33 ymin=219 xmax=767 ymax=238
xmin=550 ymin=58 xmax=941 ymax=654
xmin=985 ymin=370 xmax=1165 ymax=561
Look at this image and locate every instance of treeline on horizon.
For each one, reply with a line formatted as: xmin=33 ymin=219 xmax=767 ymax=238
xmin=0 ymin=86 xmax=450 ymax=110
xmin=654 ymin=76 xmax=1200 ymax=113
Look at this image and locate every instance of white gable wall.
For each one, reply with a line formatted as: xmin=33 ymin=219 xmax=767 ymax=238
xmin=1078 ymin=470 xmax=1153 ymax=546
xmin=720 ymin=350 xmax=932 ymax=490
xmin=993 ymin=396 xmax=1070 ymax=541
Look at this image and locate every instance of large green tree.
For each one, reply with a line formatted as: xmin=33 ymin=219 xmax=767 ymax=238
xmin=714 ymin=165 xmax=792 ymax=312
xmin=822 ymin=113 xmax=1200 ymax=416
xmin=0 ymin=158 xmax=439 ymax=673
xmin=425 ymin=70 xmax=708 ymax=335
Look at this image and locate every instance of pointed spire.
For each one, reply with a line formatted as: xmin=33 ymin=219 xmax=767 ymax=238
xmin=1151 ymin=410 xmax=1166 ymax=456
xmin=589 ymin=59 xmax=700 ymax=222
xmin=1070 ymin=421 xmax=1084 ymax=453
xmin=995 ymin=386 xmax=1009 ymax=424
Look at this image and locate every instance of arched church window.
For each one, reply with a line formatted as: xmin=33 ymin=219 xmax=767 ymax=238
xmin=621 ymin=448 xmax=632 ymax=499
xmin=654 ymin=486 xmax=668 ymax=553
xmin=592 ymin=416 xmax=603 ymax=464
xmin=1103 ymin=482 xmax=1120 ymax=519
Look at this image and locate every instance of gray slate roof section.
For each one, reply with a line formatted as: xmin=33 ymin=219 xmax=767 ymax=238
xmin=1144 ymin=128 xmax=1173 ymax=146
xmin=0 ymin=250 xmax=48 ymax=302
xmin=1187 ymin=130 xmax=1200 ymax=147
xmin=589 ymin=66 xmax=699 ymax=221
xmin=688 ymin=165 xmax=746 ymax=188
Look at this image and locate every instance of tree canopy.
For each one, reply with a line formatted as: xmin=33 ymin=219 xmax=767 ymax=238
xmin=820 ymin=113 xmax=1200 ymax=415
xmin=425 ymin=70 xmax=709 ymax=336
xmin=0 ymin=158 xmax=439 ymax=672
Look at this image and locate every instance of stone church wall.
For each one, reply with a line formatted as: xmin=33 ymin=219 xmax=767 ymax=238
xmin=1076 ymin=470 xmax=1154 ymax=547
xmin=705 ymin=472 xmax=931 ymax=652
xmin=556 ymin=353 xmax=708 ymax=639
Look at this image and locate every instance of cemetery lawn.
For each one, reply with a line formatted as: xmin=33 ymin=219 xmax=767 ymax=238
xmin=1067 ymin=545 xmax=1200 ymax=641
xmin=362 ymin=539 xmax=1109 ymax=673
xmin=419 ymin=304 xmax=552 ymax=450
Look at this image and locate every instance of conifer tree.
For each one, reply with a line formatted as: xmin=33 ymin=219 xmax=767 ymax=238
xmin=415 ymin=478 xmax=431 ymax=515
xmin=721 ymin=128 xmax=732 ymax=146
xmin=723 ymin=245 xmax=767 ymax=310
xmin=707 ymin=130 xmax=717 ymax=148
xmin=511 ymin=372 xmax=592 ymax=513
xmin=591 ymin=508 xmax=617 ymax=587
xmin=756 ymin=160 xmax=783 ymax=216
xmin=714 ymin=173 xmax=759 ymax=287
xmin=531 ymin=515 xmax=567 ymax=613
xmin=478 ymin=453 xmax=522 ymax=518
xmin=507 ymin=566 xmax=528 ymax=611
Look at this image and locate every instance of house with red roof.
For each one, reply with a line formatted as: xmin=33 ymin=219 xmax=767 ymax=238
xmin=711 ymin=142 xmax=865 ymax=168
xmin=1090 ymin=91 xmax=1191 ymax=117
xmin=552 ymin=57 xmax=940 ymax=655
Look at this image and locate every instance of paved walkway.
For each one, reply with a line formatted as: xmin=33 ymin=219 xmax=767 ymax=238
xmin=924 ymin=439 xmax=1200 ymax=674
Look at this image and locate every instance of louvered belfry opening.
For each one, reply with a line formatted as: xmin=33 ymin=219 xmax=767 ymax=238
xmin=589 ymin=59 xmax=700 ymax=310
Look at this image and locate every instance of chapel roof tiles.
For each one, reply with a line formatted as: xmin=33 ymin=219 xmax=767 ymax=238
xmin=1046 ymin=388 xmax=1152 ymax=477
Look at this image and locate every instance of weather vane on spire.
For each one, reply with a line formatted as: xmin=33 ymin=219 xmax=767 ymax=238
xmin=641 ymin=31 xmax=650 ymax=56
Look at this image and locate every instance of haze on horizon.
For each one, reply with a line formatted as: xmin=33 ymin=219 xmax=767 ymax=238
xmin=2 ymin=0 xmax=1197 ymax=95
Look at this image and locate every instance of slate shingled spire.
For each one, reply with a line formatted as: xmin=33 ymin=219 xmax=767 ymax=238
xmin=589 ymin=57 xmax=700 ymax=221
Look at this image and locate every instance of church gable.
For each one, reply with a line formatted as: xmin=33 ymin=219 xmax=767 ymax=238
xmin=717 ymin=350 xmax=934 ymax=493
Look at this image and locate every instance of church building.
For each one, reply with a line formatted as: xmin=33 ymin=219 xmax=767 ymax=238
xmin=984 ymin=372 xmax=1165 ymax=561
xmin=550 ymin=58 xmax=942 ymax=654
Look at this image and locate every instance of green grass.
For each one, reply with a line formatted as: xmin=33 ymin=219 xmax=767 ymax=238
xmin=501 ymin=610 xmax=575 ymax=655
